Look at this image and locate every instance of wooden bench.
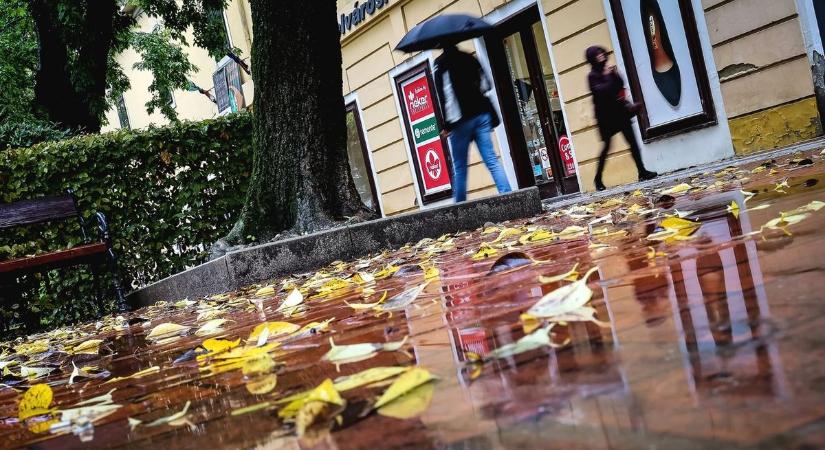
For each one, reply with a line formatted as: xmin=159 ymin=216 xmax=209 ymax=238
xmin=0 ymin=190 xmax=127 ymax=324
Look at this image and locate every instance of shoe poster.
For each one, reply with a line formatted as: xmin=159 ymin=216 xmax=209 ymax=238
xmin=609 ymin=0 xmax=716 ymax=139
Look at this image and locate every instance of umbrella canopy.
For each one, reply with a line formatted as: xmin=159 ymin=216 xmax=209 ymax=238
xmin=395 ymin=14 xmax=493 ymax=53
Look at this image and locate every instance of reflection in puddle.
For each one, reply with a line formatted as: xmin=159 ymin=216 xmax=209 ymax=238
xmin=2 ymin=151 xmax=825 ymax=449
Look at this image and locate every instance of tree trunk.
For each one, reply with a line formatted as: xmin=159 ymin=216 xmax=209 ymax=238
xmin=29 ymin=0 xmax=118 ymax=133
xmin=227 ymin=0 xmax=371 ymax=243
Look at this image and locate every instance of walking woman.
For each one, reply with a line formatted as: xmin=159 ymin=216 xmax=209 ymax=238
xmin=586 ymin=46 xmax=656 ymax=191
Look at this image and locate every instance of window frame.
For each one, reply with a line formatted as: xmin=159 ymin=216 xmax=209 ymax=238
xmin=345 ymin=98 xmax=383 ymax=216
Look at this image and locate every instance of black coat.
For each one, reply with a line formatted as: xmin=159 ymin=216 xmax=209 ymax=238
xmin=434 ymin=50 xmax=499 ymax=131
xmin=588 ymin=69 xmax=631 ymax=140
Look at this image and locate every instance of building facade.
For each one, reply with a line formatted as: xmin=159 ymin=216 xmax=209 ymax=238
xmin=107 ymin=0 xmax=825 ymax=217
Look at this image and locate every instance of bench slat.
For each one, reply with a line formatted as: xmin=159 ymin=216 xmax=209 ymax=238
xmin=0 ymin=243 xmax=108 ymax=277
xmin=0 ymin=195 xmax=78 ymax=229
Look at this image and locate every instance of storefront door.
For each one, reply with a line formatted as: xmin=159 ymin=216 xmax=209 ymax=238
xmin=485 ymin=7 xmax=579 ymax=198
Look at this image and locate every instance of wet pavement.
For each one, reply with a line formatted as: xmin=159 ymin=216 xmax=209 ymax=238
xmin=2 ymin=149 xmax=825 ymax=449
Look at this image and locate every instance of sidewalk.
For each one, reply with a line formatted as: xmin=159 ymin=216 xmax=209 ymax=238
xmin=543 ymin=136 xmax=825 ymax=211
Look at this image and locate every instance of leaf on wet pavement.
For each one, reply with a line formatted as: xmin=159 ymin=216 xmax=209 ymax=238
xmin=195 ymin=319 xmax=228 ymax=336
xmin=377 ymin=380 xmax=436 ymax=419
xmin=248 ymin=322 xmax=300 ymax=342
xmin=144 ymin=400 xmax=191 ymax=427
xmin=374 ymin=367 xmax=437 ymax=409
xmin=660 ymin=183 xmax=692 ymax=195
xmin=471 ymin=243 xmax=498 ymax=260
xmin=277 ymin=289 xmax=304 ymax=314
xmin=18 ymin=384 xmax=54 ymax=420
xmin=379 ymin=282 xmax=429 ymax=312
xmin=201 ymin=338 xmax=240 ymax=354
xmin=528 ymin=267 xmax=599 ymax=318
xmin=480 ymin=325 xmax=557 ymax=362
xmin=322 ymin=336 xmax=408 ymax=366
xmin=231 ymin=402 xmax=272 ymax=416
xmin=727 ymin=201 xmax=740 ymax=219
xmin=71 ymin=339 xmax=103 ymax=355
xmin=242 ymin=354 xmax=277 ymax=376
xmin=246 ymin=374 xmax=278 ymax=395
xmin=255 ymin=285 xmax=276 ymax=297
xmin=558 ymin=226 xmax=587 ymax=239
xmin=538 ymin=264 xmax=579 ymax=284
xmin=518 ymin=229 xmax=555 ymax=245
xmin=332 ymin=366 xmax=408 ymax=392
xmin=147 ymin=323 xmax=190 ymax=341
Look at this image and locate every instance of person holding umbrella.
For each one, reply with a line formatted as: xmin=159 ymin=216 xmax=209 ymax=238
xmin=396 ymin=14 xmax=511 ymax=203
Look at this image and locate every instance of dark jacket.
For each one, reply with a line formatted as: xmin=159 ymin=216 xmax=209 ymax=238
xmin=586 ymin=46 xmax=631 ymax=140
xmin=434 ymin=49 xmax=499 ymax=131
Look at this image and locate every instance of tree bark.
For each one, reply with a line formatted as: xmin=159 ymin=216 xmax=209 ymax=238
xmin=29 ymin=0 xmax=118 ymax=132
xmin=227 ymin=0 xmax=372 ymax=243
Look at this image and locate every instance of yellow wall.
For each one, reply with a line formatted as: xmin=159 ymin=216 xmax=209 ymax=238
xmin=103 ymin=0 xmax=254 ymax=132
xmin=339 ymin=0 xmax=517 ymax=215
xmin=703 ymin=0 xmax=822 ymax=154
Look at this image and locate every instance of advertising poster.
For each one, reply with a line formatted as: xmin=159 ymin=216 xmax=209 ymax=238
xmin=400 ymin=71 xmax=452 ymax=197
xmin=610 ymin=0 xmax=715 ymax=139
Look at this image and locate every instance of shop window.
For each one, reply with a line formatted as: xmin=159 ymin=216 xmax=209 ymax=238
xmin=213 ymin=58 xmax=244 ymax=115
xmin=393 ymin=62 xmax=454 ymax=205
xmin=116 ymin=95 xmax=130 ymax=130
xmin=345 ymin=102 xmax=380 ymax=213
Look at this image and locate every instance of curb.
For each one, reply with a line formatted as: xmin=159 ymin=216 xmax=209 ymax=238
xmin=126 ymin=187 xmax=542 ymax=307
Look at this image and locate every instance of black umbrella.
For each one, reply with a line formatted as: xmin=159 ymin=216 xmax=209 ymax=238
xmin=395 ymin=14 xmax=493 ymax=53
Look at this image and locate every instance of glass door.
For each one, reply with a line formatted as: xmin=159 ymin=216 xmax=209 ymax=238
xmin=485 ymin=7 xmax=579 ymax=198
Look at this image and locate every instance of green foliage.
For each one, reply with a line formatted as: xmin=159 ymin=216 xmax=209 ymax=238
xmin=132 ymin=27 xmax=199 ymax=122
xmin=0 ymin=0 xmax=37 ymax=122
xmin=0 ymin=117 xmax=73 ymax=150
xmin=0 ymin=112 xmax=252 ymax=331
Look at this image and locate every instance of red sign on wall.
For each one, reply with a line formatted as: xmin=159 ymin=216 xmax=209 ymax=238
xmin=558 ymin=135 xmax=576 ymax=177
xmin=399 ymin=70 xmax=452 ymax=196
xmin=401 ymin=74 xmax=435 ymax=123
xmin=415 ymin=139 xmax=451 ymax=192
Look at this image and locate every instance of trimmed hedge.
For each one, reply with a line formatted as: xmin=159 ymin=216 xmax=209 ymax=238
xmin=0 ymin=112 xmax=252 ymax=329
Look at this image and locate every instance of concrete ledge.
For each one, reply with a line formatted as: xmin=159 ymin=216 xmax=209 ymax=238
xmin=126 ymin=187 xmax=541 ymax=308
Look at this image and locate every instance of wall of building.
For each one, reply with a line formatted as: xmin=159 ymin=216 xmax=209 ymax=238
xmin=338 ymin=0 xmax=515 ymax=215
xmin=704 ymin=0 xmax=822 ymax=154
xmin=103 ymin=0 xmax=254 ymax=132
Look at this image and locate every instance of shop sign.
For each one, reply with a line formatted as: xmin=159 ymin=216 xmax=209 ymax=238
xmin=558 ymin=135 xmax=576 ymax=177
xmin=339 ymin=0 xmax=390 ymax=35
xmin=400 ymin=71 xmax=452 ymax=196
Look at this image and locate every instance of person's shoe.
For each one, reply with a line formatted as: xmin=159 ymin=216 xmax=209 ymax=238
xmin=639 ymin=170 xmax=658 ymax=181
xmin=594 ymin=178 xmax=606 ymax=191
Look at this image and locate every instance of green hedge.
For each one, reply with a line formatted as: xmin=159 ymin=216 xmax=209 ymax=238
xmin=0 ymin=112 xmax=252 ymax=330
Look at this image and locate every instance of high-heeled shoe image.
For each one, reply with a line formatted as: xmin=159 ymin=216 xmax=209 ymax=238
xmin=641 ymin=0 xmax=681 ymax=106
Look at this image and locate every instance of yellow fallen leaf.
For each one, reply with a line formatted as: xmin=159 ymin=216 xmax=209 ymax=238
xmin=529 ymin=267 xmax=599 ymax=318
xmin=248 ymin=322 xmax=300 ymax=342
xmin=374 ymin=265 xmax=399 ymax=279
xmin=242 ymin=354 xmax=277 ymax=376
xmin=196 ymin=319 xmax=228 ymax=336
xmin=201 ymin=338 xmax=240 ymax=354
xmin=491 ymin=227 xmax=523 ymax=243
xmin=147 ymin=323 xmax=189 ymax=340
xmin=351 ymin=272 xmax=375 ymax=284
xmin=727 ymin=201 xmax=740 ymax=219
xmin=520 ymin=313 xmax=541 ymax=334
xmin=255 ymin=285 xmax=276 ymax=297
xmin=538 ymin=264 xmax=579 ymax=284
xmin=374 ymin=367 xmax=437 ymax=409
xmin=424 ymin=266 xmax=440 ymax=280
xmin=231 ymin=402 xmax=272 ymax=416
xmin=774 ymin=179 xmax=789 ymax=193
xmin=278 ymin=289 xmax=304 ymax=311
xmin=518 ymin=229 xmax=555 ymax=245
xmin=471 ymin=243 xmax=498 ymax=261
xmin=647 ymin=247 xmax=667 ymax=259
xmin=660 ymin=183 xmax=692 ymax=195
xmin=558 ymin=225 xmax=587 ymax=239
xmin=279 ymin=379 xmax=344 ymax=420
xmin=332 ymin=366 xmax=408 ymax=392
xmin=601 ymin=198 xmax=624 ymax=208
xmin=145 ymin=401 xmax=191 ymax=427
xmin=377 ymin=380 xmax=435 ymax=419
xmin=18 ymin=384 xmax=53 ymax=420
xmin=71 ymin=339 xmax=103 ymax=355
xmin=751 ymin=166 xmax=766 ymax=174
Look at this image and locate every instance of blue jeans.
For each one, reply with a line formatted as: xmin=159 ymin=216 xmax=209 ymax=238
xmin=448 ymin=113 xmax=512 ymax=202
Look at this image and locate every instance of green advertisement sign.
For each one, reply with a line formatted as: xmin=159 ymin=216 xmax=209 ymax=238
xmin=411 ymin=116 xmax=440 ymax=145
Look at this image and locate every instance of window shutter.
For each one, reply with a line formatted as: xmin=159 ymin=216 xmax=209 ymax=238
xmin=213 ymin=66 xmax=230 ymax=113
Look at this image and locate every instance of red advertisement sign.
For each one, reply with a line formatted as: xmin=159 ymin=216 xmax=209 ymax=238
xmin=415 ymin=139 xmax=451 ymax=193
xmin=558 ymin=135 xmax=576 ymax=177
xmin=401 ymin=73 xmax=435 ymax=123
